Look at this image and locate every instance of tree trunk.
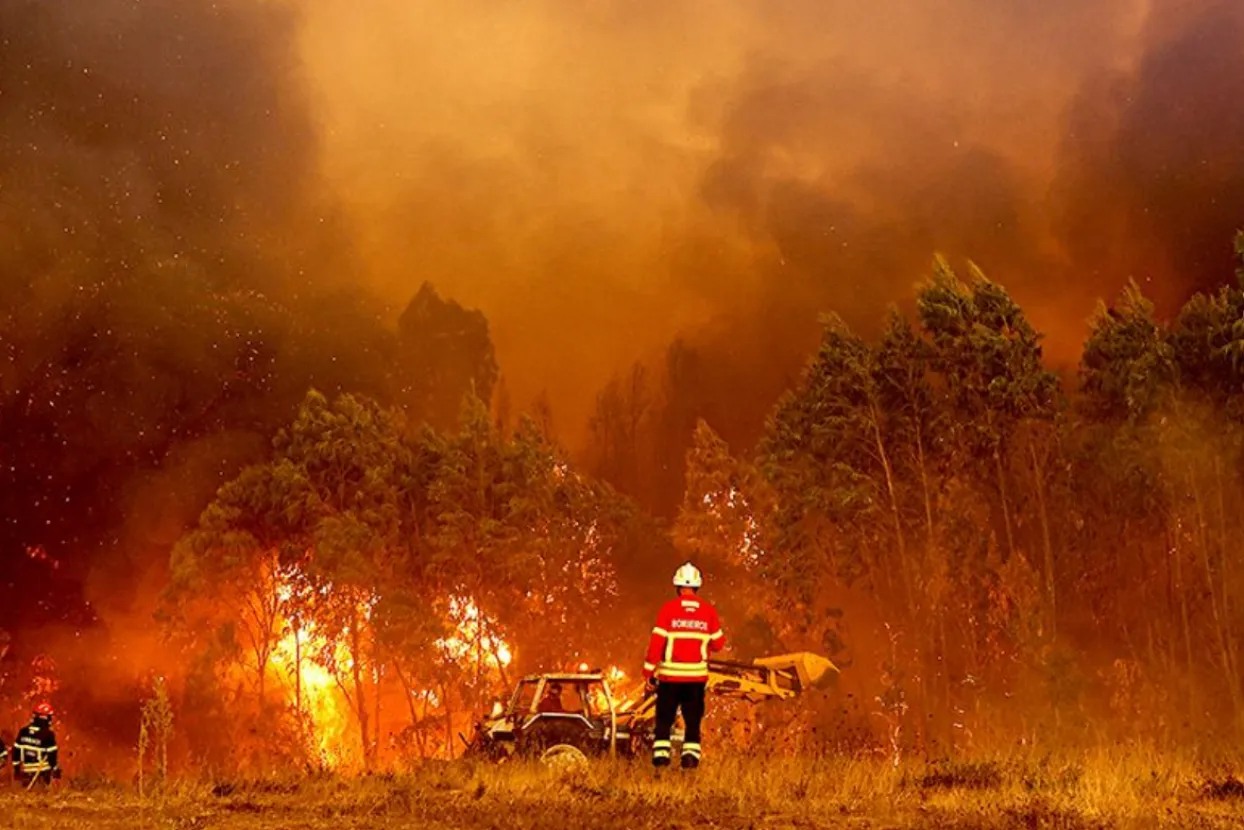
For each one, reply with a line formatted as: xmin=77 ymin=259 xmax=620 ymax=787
xmin=1213 ymin=457 xmax=1240 ymax=723
xmin=349 ymin=612 xmax=373 ymax=768
xmin=942 ymin=611 xmax=955 ymax=720
xmin=374 ymin=663 xmax=383 ymax=767
xmin=472 ymin=623 xmax=486 ymax=712
xmin=243 ymin=586 xmax=278 ymax=713
xmin=393 ymin=663 xmax=429 ymax=760
xmin=294 ymin=622 xmax=303 ymax=714
xmin=490 ymin=639 xmax=511 ymax=690
xmin=443 ymin=683 xmax=454 ymax=759
xmin=1190 ymin=472 xmax=1242 ymax=721
xmin=993 ymin=446 xmax=1016 ymax=559
xmin=420 ymin=690 xmax=432 ymax=758
xmin=916 ymin=421 xmax=946 ymax=746
xmin=915 ymin=424 xmax=936 ymax=552
xmin=396 ymin=664 xmax=420 ymax=726
xmin=870 ymin=403 xmax=912 ymax=608
xmin=1171 ymin=524 xmax=1196 ymax=723
xmin=1029 ymin=441 xmax=1056 ymax=638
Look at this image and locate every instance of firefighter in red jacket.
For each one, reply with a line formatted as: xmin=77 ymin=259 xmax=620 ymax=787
xmin=642 ymin=561 xmax=724 ymax=769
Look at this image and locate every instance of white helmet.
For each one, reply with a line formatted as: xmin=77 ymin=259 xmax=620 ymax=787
xmin=673 ymin=561 xmax=703 ymax=589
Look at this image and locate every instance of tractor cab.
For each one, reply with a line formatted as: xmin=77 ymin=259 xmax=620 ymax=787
xmin=512 ymin=675 xmax=594 ymax=716
xmin=467 ymin=671 xmax=624 ymax=762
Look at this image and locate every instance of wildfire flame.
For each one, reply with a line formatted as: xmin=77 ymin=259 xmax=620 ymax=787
xmin=702 ymin=486 xmax=764 ymax=566
xmin=439 ymin=595 xmax=513 ymax=670
xmin=273 ymin=616 xmax=349 ymax=767
xmin=269 ymin=576 xmax=514 ymax=766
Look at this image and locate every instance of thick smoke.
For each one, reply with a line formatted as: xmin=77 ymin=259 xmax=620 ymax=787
xmin=0 ymin=0 xmax=393 ymax=637
xmin=1055 ymin=0 xmax=1244 ymax=311
xmin=301 ymin=0 xmax=1243 ymax=442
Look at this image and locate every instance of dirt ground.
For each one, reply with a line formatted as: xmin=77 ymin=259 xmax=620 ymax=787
xmin=2 ymin=754 xmax=1244 ymax=829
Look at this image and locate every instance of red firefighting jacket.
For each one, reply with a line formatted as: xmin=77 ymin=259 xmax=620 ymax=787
xmin=642 ymin=593 xmax=725 ymax=683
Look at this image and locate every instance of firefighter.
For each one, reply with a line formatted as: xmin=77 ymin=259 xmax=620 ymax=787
xmin=11 ymin=703 xmax=59 ymax=788
xmin=642 ymin=561 xmax=725 ymax=769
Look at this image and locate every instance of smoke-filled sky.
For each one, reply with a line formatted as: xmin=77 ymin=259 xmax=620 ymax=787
xmin=6 ymin=0 xmax=1244 ymax=439
xmin=3 ymin=0 xmax=1244 ymax=589
xmin=301 ymin=0 xmax=1244 ymax=429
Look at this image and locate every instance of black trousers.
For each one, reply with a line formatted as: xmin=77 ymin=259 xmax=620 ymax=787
xmin=652 ymin=681 xmax=706 ymax=765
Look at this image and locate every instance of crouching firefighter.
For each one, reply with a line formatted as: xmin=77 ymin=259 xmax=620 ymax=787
xmin=12 ymin=703 xmax=60 ymax=788
xmin=642 ymin=562 xmax=725 ymax=769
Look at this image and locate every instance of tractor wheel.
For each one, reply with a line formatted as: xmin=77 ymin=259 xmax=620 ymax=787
xmin=519 ymin=718 xmax=594 ymax=759
xmin=541 ymin=744 xmax=589 ymax=770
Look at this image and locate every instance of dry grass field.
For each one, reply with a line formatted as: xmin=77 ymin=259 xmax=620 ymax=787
xmin=3 ymin=750 xmax=1244 ymax=829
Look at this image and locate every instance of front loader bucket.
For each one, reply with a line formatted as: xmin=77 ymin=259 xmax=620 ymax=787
xmin=701 ymin=651 xmax=839 ymax=702
xmin=752 ymin=652 xmax=839 ymax=690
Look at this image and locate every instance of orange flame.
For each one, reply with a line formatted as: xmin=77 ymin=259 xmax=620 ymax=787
xmin=274 ymin=618 xmax=350 ymax=767
xmin=269 ymin=577 xmax=514 ymax=765
xmin=438 ymin=595 xmax=513 ymax=671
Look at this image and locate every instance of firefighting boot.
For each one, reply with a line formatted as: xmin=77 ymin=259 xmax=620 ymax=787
xmin=680 ymin=742 xmax=701 ymax=770
xmin=652 ymin=739 xmax=672 ymax=769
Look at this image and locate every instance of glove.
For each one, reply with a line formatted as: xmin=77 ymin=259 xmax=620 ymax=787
xmin=645 ymin=676 xmax=659 ymax=693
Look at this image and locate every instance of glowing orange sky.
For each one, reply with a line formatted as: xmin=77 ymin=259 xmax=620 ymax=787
xmin=297 ymin=0 xmax=1186 ymax=436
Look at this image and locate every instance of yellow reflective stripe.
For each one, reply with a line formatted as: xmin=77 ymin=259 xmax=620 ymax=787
xmin=658 ymin=663 xmax=708 ymax=675
xmin=15 ymin=748 xmax=51 ymax=772
xmin=709 ymin=630 xmax=724 ymax=640
xmin=651 ymin=627 xmax=669 ymax=637
xmin=682 ymin=742 xmax=701 ymax=751
xmin=642 ymin=662 xmax=656 ymax=672
xmin=667 ymin=632 xmax=712 ymax=641
xmin=652 ymin=740 xmax=672 ymax=749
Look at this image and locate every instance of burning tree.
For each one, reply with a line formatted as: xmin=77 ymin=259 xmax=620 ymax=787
xmin=165 ymin=391 xmax=416 ymax=766
xmin=166 ymin=389 xmax=649 ymax=770
xmin=165 ymin=464 xmax=292 ymax=709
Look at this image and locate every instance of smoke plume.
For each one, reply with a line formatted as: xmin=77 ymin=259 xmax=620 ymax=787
xmin=301 ymin=0 xmax=1244 ymax=439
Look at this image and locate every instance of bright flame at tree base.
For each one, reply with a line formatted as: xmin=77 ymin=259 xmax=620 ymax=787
xmin=268 ymin=580 xmax=516 ymax=768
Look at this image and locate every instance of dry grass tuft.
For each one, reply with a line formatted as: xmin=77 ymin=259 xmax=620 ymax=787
xmin=918 ymin=759 xmax=1004 ymax=791
xmin=1203 ymin=776 xmax=1244 ymax=801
